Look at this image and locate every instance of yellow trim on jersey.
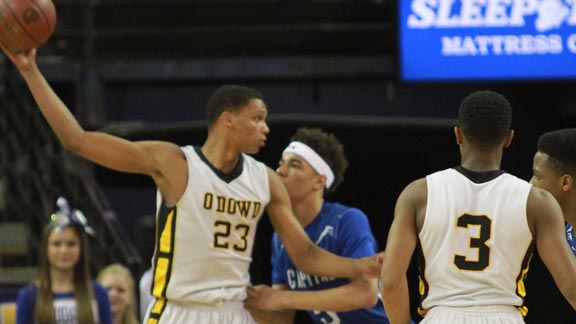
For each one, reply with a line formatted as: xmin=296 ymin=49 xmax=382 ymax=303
xmin=153 ymin=258 xmax=170 ymax=297
xmin=152 ymin=206 xmax=177 ymax=299
xmin=160 ymin=210 xmax=175 ymax=253
xmin=146 ymin=298 xmax=166 ymax=324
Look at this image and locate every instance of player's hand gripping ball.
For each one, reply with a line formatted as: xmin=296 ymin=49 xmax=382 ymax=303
xmin=0 ymin=0 xmax=56 ymax=52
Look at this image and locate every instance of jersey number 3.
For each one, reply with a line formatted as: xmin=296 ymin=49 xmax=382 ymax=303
xmin=454 ymin=214 xmax=492 ymax=271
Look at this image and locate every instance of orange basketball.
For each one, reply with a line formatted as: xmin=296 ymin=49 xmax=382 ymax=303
xmin=0 ymin=0 xmax=56 ymax=52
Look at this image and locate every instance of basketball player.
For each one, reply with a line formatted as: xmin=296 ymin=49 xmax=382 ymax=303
xmin=379 ymin=91 xmax=576 ymax=324
xmin=527 ymin=128 xmax=576 ymax=324
xmin=0 ymin=46 xmax=382 ymax=324
xmin=245 ymin=128 xmax=398 ymax=324
xmin=531 ymin=128 xmax=576 ymax=256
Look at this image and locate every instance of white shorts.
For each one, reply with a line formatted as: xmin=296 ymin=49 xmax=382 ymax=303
xmin=421 ymin=305 xmax=525 ymax=324
xmin=144 ymin=298 xmax=256 ymax=324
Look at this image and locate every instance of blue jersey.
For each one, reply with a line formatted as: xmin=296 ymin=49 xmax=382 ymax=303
xmin=566 ymin=222 xmax=576 ymax=257
xmin=16 ymin=281 xmax=112 ymax=324
xmin=271 ymin=202 xmax=391 ymax=324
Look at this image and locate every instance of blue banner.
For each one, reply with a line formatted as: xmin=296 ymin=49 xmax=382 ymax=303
xmin=399 ymin=0 xmax=576 ymax=81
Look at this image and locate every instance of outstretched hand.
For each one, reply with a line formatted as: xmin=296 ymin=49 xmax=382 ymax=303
xmin=0 ymin=41 xmax=37 ymax=72
xmin=362 ymin=251 xmax=385 ymax=278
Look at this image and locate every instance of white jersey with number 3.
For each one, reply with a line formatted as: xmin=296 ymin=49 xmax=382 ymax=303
xmin=150 ymin=145 xmax=270 ymax=305
xmin=419 ymin=168 xmax=533 ymax=314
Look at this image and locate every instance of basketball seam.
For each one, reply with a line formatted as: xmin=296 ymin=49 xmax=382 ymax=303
xmin=3 ymin=0 xmax=45 ymax=45
xmin=29 ymin=0 xmax=53 ymax=34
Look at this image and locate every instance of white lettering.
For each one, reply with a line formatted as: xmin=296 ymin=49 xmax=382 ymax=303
xmin=286 ymin=269 xmax=335 ymax=289
xmin=408 ymin=0 xmax=437 ymax=28
xmin=407 ymin=0 xmax=575 ymax=29
xmin=485 ymin=0 xmax=512 ymax=26
xmin=476 ymin=35 xmax=492 ymax=54
xmin=569 ymin=0 xmax=576 ymax=24
xmin=510 ymin=0 xmax=539 ymax=26
xmin=549 ymin=34 xmax=563 ymax=53
xmin=287 ymin=269 xmax=296 ymax=289
xmin=441 ymin=34 xmax=564 ymax=55
xmin=461 ymin=0 xmax=485 ymax=27
xmin=567 ymin=33 xmax=576 ymax=53
xmin=437 ymin=0 xmax=460 ymax=27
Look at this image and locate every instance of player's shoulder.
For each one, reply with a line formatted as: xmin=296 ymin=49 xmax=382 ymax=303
xmin=325 ymin=202 xmax=370 ymax=228
xmin=527 ymin=185 xmax=563 ymax=222
xmin=404 ymin=177 xmax=428 ymax=195
xmin=326 ymin=201 xmax=365 ymax=217
xmin=528 ymin=185 xmax=557 ymax=203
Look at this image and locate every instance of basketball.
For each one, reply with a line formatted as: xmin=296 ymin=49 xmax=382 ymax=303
xmin=0 ymin=0 xmax=56 ymax=52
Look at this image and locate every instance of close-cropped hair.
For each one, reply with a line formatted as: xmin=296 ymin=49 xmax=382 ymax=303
xmin=290 ymin=127 xmax=349 ymax=194
xmin=35 ymin=222 xmax=95 ymax=324
xmin=537 ymin=128 xmax=576 ymax=177
xmin=458 ymin=90 xmax=512 ymax=149
xmin=206 ymin=84 xmax=264 ymax=128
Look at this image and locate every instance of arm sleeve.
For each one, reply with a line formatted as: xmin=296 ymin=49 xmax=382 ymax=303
xmin=15 ymin=285 xmax=36 ymax=324
xmin=93 ymin=283 xmax=113 ymax=324
xmin=338 ymin=208 xmax=378 ymax=259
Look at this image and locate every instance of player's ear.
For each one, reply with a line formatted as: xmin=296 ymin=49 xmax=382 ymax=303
xmin=503 ymin=130 xmax=514 ymax=148
xmin=220 ymin=111 xmax=234 ymax=128
xmin=561 ymin=174 xmax=574 ymax=192
xmin=313 ymin=174 xmax=326 ymax=191
xmin=454 ymin=126 xmax=463 ymax=145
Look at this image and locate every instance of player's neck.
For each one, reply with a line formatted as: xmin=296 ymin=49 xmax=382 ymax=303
xmin=201 ymin=138 xmax=240 ymax=173
xmin=292 ymin=196 xmax=323 ymax=227
xmin=460 ymin=151 xmax=502 ymax=172
xmin=564 ymin=196 xmax=576 ymax=226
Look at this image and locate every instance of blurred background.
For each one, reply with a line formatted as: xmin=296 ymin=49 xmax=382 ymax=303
xmin=1 ymin=0 xmax=575 ymax=322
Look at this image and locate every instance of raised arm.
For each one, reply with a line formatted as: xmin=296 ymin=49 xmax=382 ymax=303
xmin=527 ymin=187 xmax=576 ymax=309
xmin=380 ymin=178 xmax=426 ymax=324
xmin=2 ymin=46 xmax=187 ymax=204
xmin=265 ymin=168 xmax=382 ymax=279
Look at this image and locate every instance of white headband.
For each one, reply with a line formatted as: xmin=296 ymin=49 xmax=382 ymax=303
xmin=283 ymin=141 xmax=335 ymax=189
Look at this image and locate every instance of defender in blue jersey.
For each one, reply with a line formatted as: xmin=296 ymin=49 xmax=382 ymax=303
xmin=531 ymin=128 xmax=576 ymax=256
xmin=246 ymin=128 xmax=395 ymax=324
xmin=529 ymin=128 xmax=576 ymax=323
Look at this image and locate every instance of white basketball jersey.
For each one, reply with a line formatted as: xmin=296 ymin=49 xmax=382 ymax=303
xmin=419 ymin=168 xmax=533 ymax=315
xmin=149 ymin=146 xmax=270 ymax=306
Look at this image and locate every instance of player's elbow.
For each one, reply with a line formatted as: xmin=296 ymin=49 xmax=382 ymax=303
xmin=357 ymin=283 xmax=379 ymax=308
xmin=380 ymin=275 xmax=403 ymax=298
xmin=59 ymin=133 xmax=84 ymax=153
xmin=338 ymin=281 xmax=379 ymax=311
xmin=558 ymin=284 xmax=576 ymax=309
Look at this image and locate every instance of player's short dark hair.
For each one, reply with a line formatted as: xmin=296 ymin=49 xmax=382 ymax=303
xmin=206 ymin=85 xmax=264 ymax=128
xmin=537 ymin=128 xmax=576 ymax=177
xmin=458 ymin=90 xmax=512 ymax=149
xmin=290 ymin=127 xmax=348 ymax=195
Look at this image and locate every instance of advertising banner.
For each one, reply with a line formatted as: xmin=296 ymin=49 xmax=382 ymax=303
xmin=399 ymin=0 xmax=576 ymax=81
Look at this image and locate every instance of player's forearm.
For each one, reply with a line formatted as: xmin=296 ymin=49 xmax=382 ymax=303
xmin=381 ymin=277 xmax=411 ymax=324
xmin=19 ymin=64 xmax=85 ymax=150
xmin=279 ymin=279 xmax=378 ymax=312
xmin=293 ymin=243 xmax=362 ymax=279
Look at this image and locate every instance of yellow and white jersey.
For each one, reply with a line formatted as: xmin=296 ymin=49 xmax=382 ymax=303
xmin=418 ymin=167 xmax=533 ymax=315
xmin=150 ymin=145 xmax=270 ymax=306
